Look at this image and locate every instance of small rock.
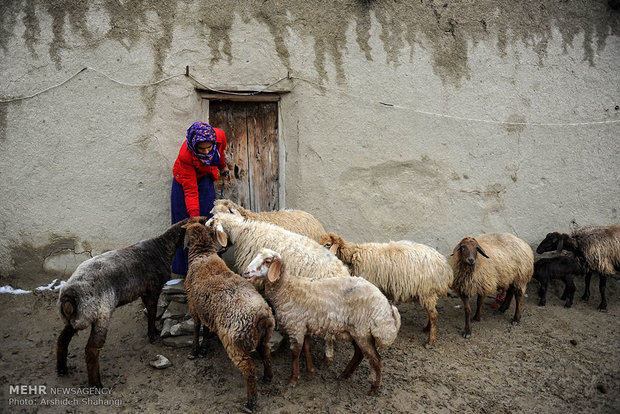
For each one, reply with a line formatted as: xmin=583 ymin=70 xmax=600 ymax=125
xmin=161 ymin=301 xmax=189 ymax=320
xmin=268 ymin=330 xmax=285 ymax=353
xmin=156 ymin=296 xmax=169 ymax=319
xmin=162 ymin=280 xmax=186 ymax=295
xmin=160 ymin=318 xmax=176 ymax=338
xmin=570 ymin=339 xmax=578 ymax=346
xmin=162 ymin=335 xmax=194 ymax=348
xmin=596 ymin=383 xmax=607 ymax=394
xmin=150 ymin=354 xmax=172 ymax=369
xmin=167 ymin=294 xmax=188 ymax=304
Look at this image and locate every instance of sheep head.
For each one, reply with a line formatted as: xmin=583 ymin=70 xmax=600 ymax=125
xmin=210 ymin=199 xmax=244 ymax=217
xmin=452 ymin=237 xmax=490 ymax=266
xmin=243 ymin=248 xmax=284 ymax=283
xmin=205 ymin=216 xmax=229 ymax=250
xmin=319 ymin=232 xmax=344 ymax=257
xmin=536 ymin=232 xmax=566 ymax=254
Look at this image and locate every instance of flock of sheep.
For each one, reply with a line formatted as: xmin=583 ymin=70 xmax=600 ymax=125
xmin=56 ymin=199 xmax=620 ymax=411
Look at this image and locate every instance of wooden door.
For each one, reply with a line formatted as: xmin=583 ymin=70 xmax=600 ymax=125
xmin=209 ymin=101 xmax=279 ymax=212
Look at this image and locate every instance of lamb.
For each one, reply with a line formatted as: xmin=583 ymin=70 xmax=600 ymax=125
xmin=243 ymin=248 xmax=401 ymax=396
xmin=183 ymin=220 xmax=274 ymax=412
xmin=532 ymin=256 xmax=581 ymax=308
xmin=536 ymin=224 xmax=620 ymax=311
xmin=56 ymin=216 xmax=206 ymax=387
xmin=208 ymin=212 xmax=350 ymax=366
xmin=211 ymin=199 xmax=326 ymax=242
xmin=450 ymin=233 xmax=534 ymax=338
xmin=319 ymin=232 xmax=453 ymax=347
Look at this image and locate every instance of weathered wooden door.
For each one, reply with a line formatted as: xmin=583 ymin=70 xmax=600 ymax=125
xmin=209 ymin=101 xmax=279 ymax=212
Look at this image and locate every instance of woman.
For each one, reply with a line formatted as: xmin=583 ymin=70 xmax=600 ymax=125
xmin=171 ymin=121 xmax=229 ymax=275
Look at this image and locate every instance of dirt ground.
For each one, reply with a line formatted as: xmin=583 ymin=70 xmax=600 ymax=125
xmin=0 ymin=274 xmax=618 ymax=414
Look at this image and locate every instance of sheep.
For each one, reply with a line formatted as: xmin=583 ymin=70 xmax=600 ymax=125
xmin=532 ymin=256 xmax=581 ymax=308
xmin=56 ymin=216 xmax=206 ymax=388
xmin=183 ymin=220 xmax=274 ymax=412
xmin=243 ymin=248 xmax=401 ymax=396
xmin=208 ymin=212 xmax=350 ymax=367
xmin=450 ymin=233 xmax=534 ymax=338
xmin=536 ymin=224 xmax=620 ymax=311
xmin=319 ymin=232 xmax=453 ymax=348
xmin=211 ymin=199 xmax=326 ymax=242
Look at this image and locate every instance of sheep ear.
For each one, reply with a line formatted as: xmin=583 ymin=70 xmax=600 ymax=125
xmin=267 ymin=258 xmax=282 ymax=282
xmin=216 ymin=229 xmax=228 ymax=247
xmin=556 ymin=237 xmax=564 ymax=254
xmin=476 ymin=246 xmax=490 ymax=259
xmin=329 ymin=244 xmax=338 ymax=255
xmin=450 ymin=244 xmax=460 ymax=256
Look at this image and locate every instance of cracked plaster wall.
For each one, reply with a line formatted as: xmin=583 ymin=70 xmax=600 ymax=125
xmin=0 ymin=0 xmax=618 ymax=286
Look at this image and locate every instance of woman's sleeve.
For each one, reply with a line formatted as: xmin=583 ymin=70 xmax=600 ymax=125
xmin=174 ymin=152 xmax=201 ymax=217
xmin=216 ymin=129 xmax=227 ymax=170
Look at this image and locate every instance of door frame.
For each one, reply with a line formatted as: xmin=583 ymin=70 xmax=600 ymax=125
xmin=199 ymin=90 xmax=286 ymax=209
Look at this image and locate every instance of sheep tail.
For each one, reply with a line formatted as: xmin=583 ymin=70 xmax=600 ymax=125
xmin=372 ymin=305 xmax=401 ymax=349
xmin=59 ymin=291 xmax=78 ymax=322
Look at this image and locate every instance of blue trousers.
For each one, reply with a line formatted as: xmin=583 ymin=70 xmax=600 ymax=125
xmin=170 ymin=176 xmax=215 ymax=275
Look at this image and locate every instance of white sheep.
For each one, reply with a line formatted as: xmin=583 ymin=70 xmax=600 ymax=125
xmin=450 ymin=233 xmax=534 ymax=338
xmin=211 ymin=199 xmax=326 ymax=242
xmin=243 ymin=248 xmax=401 ymax=396
xmin=320 ymin=232 xmax=453 ymax=347
xmin=208 ymin=212 xmax=350 ymax=366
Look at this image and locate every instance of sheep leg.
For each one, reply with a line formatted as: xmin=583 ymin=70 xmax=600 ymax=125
xmin=85 ymin=318 xmax=109 ymax=388
xmin=423 ymin=306 xmax=439 ymax=348
xmin=537 ymin=280 xmax=548 ymax=306
xmin=473 ymin=295 xmax=484 ymax=321
xmin=302 ymin=335 xmax=315 ymax=378
xmin=340 ymin=341 xmax=364 ymax=379
xmin=57 ymin=324 xmax=76 ymax=376
xmin=460 ymin=294 xmax=472 ymax=339
xmin=354 ymin=337 xmax=382 ymax=396
xmin=581 ymin=271 xmax=592 ymax=301
xmin=257 ymin=317 xmax=274 ymax=383
xmin=321 ymin=340 xmax=334 ymax=366
xmin=289 ymin=338 xmax=303 ymax=385
xmin=597 ymin=274 xmax=607 ymax=312
xmin=228 ymin=351 xmax=258 ymax=412
xmin=498 ymin=286 xmax=515 ymax=313
xmin=189 ymin=316 xmax=202 ymax=359
xmin=561 ymin=277 xmax=576 ymax=308
xmin=199 ymin=325 xmax=210 ymax=356
xmin=141 ymin=294 xmax=159 ymax=342
xmin=511 ymin=289 xmax=524 ymax=324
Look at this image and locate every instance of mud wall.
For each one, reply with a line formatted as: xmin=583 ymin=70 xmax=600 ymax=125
xmin=1 ymin=0 xmax=618 ymax=285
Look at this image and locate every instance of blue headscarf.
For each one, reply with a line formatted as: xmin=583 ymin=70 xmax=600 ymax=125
xmin=185 ymin=121 xmax=220 ymax=166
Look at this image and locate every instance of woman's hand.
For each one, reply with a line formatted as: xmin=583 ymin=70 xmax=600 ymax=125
xmin=220 ymin=165 xmax=230 ymax=180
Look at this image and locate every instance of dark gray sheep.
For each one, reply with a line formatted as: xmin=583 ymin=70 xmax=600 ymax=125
xmin=56 ymin=217 xmax=206 ymax=387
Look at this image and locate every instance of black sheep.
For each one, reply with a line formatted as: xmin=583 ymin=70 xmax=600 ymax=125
xmin=533 ymin=256 xmax=581 ymax=308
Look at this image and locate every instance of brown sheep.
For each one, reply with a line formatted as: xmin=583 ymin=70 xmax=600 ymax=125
xmin=183 ymin=220 xmax=274 ymax=412
xmin=450 ymin=233 xmax=534 ymax=338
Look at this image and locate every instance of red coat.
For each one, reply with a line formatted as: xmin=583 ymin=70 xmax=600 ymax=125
xmin=173 ymin=127 xmax=227 ymax=217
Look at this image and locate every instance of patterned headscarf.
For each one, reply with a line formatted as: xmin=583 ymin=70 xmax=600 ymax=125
xmin=185 ymin=121 xmax=220 ymax=166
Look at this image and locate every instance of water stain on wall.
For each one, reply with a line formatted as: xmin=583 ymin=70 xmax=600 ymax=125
xmin=2 ymin=0 xmax=617 ymax=89
xmin=3 ymin=235 xmax=93 ymax=289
